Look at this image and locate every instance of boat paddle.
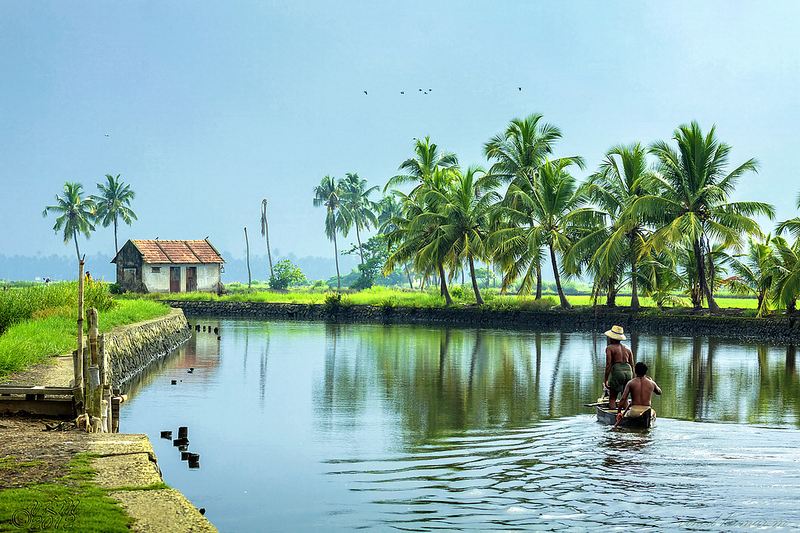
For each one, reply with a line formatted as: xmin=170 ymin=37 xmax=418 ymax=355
xmin=613 ymin=404 xmax=632 ymax=429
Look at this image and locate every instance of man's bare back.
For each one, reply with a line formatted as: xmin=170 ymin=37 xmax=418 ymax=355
xmin=621 ymin=374 xmax=662 ymax=407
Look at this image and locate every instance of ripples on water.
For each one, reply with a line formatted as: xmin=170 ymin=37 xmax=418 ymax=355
xmin=120 ymin=320 xmax=800 ymax=531
xmin=323 ymin=418 xmax=800 ymax=530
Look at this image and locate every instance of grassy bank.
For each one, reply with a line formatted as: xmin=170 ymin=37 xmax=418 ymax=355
xmin=135 ymin=285 xmax=760 ymax=311
xmin=0 ymin=283 xmax=169 ymax=379
xmin=0 ymin=453 xmax=132 ymax=532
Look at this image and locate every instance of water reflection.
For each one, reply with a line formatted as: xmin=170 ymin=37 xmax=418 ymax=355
xmin=314 ymin=326 xmax=800 ymax=435
xmin=119 ymin=321 xmax=800 ymax=531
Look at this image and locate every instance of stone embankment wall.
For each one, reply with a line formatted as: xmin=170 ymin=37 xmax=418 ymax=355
xmin=105 ymin=308 xmax=191 ymax=388
xmin=165 ymin=300 xmax=800 ymax=343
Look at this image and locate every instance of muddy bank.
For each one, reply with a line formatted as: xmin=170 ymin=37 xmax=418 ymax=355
xmin=166 ymin=300 xmax=800 ymax=343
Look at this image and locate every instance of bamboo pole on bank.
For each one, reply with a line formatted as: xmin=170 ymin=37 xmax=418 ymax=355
xmin=87 ymin=308 xmax=102 ymax=430
xmin=74 ymin=258 xmax=85 ymax=410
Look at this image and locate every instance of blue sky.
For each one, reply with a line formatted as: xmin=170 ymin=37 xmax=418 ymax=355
xmin=1 ymin=1 xmax=799 ymax=265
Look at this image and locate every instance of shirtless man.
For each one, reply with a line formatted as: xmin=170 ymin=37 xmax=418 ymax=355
xmin=603 ymin=325 xmax=634 ymax=409
xmin=619 ymin=362 xmax=662 ymax=411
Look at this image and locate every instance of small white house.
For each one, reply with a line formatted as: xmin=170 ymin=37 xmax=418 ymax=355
xmin=111 ymin=239 xmax=224 ymax=293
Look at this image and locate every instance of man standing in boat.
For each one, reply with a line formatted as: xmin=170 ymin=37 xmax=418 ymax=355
xmin=603 ymin=325 xmax=633 ymax=409
xmin=619 ymin=362 xmax=662 ymax=412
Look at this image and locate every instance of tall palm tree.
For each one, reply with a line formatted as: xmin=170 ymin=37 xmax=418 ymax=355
xmin=339 ymin=173 xmax=379 ymax=266
xmin=492 ymin=160 xmax=599 ymax=308
xmin=385 ymin=168 xmax=458 ymax=304
xmin=640 ymin=122 xmax=774 ymax=311
xmin=384 ymin=136 xmax=458 ymax=192
xmin=43 ymin=182 xmax=96 ymax=261
xmin=91 ymin=174 xmax=136 ymax=255
xmin=313 ymin=176 xmax=345 ymax=291
xmin=772 ymin=235 xmax=800 ymax=313
xmin=428 ymin=166 xmax=498 ymax=304
xmin=260 ymin=199 xmax=274 ymax=280
xmin=377 ymin=194 xmax=414 ymax=289
xmin=567 ymin=144 xmax=658 ymax=309
xmin=484 ymin=113 xmax=584 ymax=297
xmin=726 ymin=235 xmax=776 ymax=317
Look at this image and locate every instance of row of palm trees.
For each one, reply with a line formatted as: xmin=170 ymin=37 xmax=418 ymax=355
xmin=314 ymin=113 xmax=800 ymax=313
xmin=43 ymin=175 xmax=137 ymax=260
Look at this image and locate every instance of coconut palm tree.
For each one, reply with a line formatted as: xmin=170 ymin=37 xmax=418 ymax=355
xmin=91 ymin=174 xmax=136 ymax=255
xmin=313 ymin=176 xmax=345 ymax=291
xmin=339 ymin=173 xmax=379 ymax=266
xmin=493 ymin=160 xmax=599 ymax=308
xmin=639 ymin=122 xmax=774 ymax=311
xmin=771 ymin=235 xmax=800 ymax=313
xmin=726 ymin=235 xmax=776 ymax=317
xmin=567 ymin=144 xmax=658 ymax=309
xmin=43 ymin=182 xmax=96 ymax=261
xmin=260 ymin=199 xmax=274 ymax=280
xmin=484 ymin=114 xmax=584 ymax=297
xmin=776 ymin=192 xmax=800 ymax=238
xmin=427 ymin=166 xmax=498 ymax=304
xmin=384 ymin=136 xmax=458 ymax=192
xmin=385 ymin=168 xmax=458 ymax=304
xmin=377 ymin=194 xmax=414 ymax=289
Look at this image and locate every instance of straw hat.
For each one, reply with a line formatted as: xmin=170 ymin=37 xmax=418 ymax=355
xmin=604 ymin=325 xmax=626 ymax=341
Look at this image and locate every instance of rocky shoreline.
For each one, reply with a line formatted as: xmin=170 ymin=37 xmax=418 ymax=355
xmin=166 ymin=300 xmax=800 ymax=343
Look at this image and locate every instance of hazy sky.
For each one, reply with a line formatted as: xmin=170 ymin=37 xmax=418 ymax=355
xmin=2 ymin=1 xmax=799 ymax=262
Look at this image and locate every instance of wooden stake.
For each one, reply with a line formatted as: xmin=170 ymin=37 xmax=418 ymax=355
xmin=74 ymin=258 xmax=85 ymax=410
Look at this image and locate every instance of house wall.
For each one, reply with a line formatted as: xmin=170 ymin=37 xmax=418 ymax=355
xmin=115 ymin=242 xmax=144 ymax=292
xmin=141 ymin=263 xmax=220 ymax=293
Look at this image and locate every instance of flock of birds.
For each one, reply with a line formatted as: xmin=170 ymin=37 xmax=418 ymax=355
xmin=362 ymin=87 xmax=523 ymax=95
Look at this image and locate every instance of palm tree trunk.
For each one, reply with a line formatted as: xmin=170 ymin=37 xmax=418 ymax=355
xmin=265 ymin=221 xmax=274 ymax=280
xmin=333 ymin=231 xmax=341 ymax=291
xmin=693 ymin=238 xmax=719 ymax=311
xmin=549 ymin=244 xmax=570 ymax=309
xmin=73 ymin=229 xmax=81 ymax=261
xmin=244 ymin=227 xmax=252 ymax=289
xmin=404 ymin=265 xmax=413 ymax=289
xmin=468 ymin=254 xmax=483 ymax=305
xmin=113 ymin=217 xmax=119 ymax=255
xmin=607 ymin=272 xmax=617 ymax=307
xmin=535 ymin=265 xmax=542 ymax=300
xmin=438 ymin=263 xmax=453 ymax=305
xmin=355 ymin=224 xmax=365 ymax=266
xmin=630 ymin=256 xmax=640 ymax=311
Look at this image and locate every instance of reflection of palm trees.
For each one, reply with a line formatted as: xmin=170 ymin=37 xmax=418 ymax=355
xmin=259 ymin=340 xmax=270 ymax=408
xmin=467 ymin=330 xmax=484 ymax=401
xmin=787 ymin=345 xmax=796 ymax=375
xmin=547 ymin=333 xmax=567 ymax=418
xmin=690 ymin=338 xmax=705 ymax=420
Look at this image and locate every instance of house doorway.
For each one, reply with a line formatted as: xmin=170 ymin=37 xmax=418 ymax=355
xmin=170 ymin=267 xmax=181 ymax=293
xmin=186 ymin=267 xmax=197 ymax=292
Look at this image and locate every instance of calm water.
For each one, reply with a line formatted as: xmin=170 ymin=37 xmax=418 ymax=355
xmin=120 ymin=320 xmax=800 ymax=531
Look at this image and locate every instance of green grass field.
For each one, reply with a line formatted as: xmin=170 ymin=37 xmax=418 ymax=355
xmin=144 ymin=285 xmax=760 ymax=311
xmin=0 ymin=283 xmax=169 ymax=378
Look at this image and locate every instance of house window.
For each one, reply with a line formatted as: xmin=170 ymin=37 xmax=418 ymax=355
xmin=151 ymin=267 xmax=161 ymax=273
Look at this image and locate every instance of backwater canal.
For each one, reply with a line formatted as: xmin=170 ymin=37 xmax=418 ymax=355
xmin=119 ymin=319 xmax=800 ymax=531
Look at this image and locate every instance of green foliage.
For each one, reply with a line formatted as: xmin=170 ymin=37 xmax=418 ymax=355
xmin=268 ymin=259 xmax=307 ymax=290
xmin=0 ymin=282 xmax=114 ymax=333
xmin=0 ymin=299 xmax=168 ymax=378
xmin=42 ymin=182 xmax=97 ymax=260
xmin=90 ymin=174 xmax=137 ymax=253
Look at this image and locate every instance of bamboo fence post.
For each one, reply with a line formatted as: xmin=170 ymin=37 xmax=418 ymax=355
xmin=87 ymin=308 xmax=102 ymax=429
xmin=99 ymin=333 xmax=111 ymax=433
xmin=74 ymin=259 xmax=85 ymax=410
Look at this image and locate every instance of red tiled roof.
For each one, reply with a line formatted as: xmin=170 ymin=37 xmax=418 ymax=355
xmin=130 ymin=240 xmax=224 ymax=264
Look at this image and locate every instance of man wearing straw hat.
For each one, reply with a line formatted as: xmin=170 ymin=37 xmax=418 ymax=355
xmin=603 ymin=325 xmax=634 ymax=409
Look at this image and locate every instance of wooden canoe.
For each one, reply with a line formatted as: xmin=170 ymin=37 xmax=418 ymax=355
xmin=595 ymin=404 xmax=655 ymax=429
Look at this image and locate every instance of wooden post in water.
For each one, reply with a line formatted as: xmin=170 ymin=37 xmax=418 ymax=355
xmin=74 ymin=258 xmax=85 ymax=411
